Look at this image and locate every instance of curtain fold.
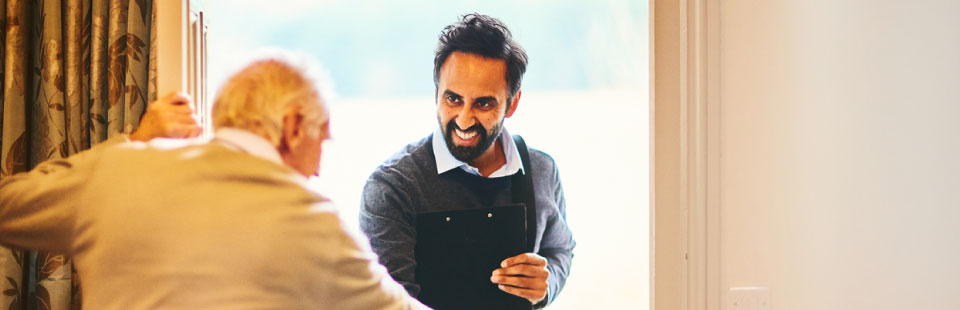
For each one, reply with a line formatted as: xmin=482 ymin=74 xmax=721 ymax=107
xmin=0 ymin=0 xmax=156 ymax=309
xmin=2 ymin=2 xmax=33 ymax=310
xmin=122 ymin=0 xmax=150 ymax=133
xmin=89 ymin=0 xmax=107 ymax=145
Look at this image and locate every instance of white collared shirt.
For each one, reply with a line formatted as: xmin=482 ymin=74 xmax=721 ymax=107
xmin=213 ymin=128 xmax=285 ymax=166
xmin=432 ymin=127 xmax=525 ymax=178
xmin=212 ymin=127 xmax=324 ymax=194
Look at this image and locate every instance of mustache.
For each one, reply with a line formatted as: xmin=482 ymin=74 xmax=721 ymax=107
xmin=447 ymin=121 xmax=484 ymax=133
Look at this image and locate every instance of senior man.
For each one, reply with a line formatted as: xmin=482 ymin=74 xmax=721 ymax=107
xmin=0 ymin=56 xmax=427 ymax=310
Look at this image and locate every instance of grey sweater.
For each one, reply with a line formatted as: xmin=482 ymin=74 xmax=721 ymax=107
xmin=360 ymin=134 xmax=576 ymax=307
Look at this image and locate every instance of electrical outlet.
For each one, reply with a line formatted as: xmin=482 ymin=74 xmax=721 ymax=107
xmin=728 ymin=287 xmax=770 ymax=310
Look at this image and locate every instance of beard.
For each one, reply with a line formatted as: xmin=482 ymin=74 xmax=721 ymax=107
xmin=441 ymin=118 xmax=504 ymax=163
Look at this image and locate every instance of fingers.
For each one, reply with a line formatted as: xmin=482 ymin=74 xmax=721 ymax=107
xmin=501 ymin=252 xmax=547 ymax=268
xmin=156 ymin=105 xmax=199 ymax=128
xmin=163 ymin=117 xmax=201 ymax=138
xmin=174 ymin=122 xmax=201 ymax=135
xmin=169 ymin=114 xmax=198 ymax=125
xmin=160 ymin=91 xmax=192 ymax=106
xmin=152 ymin=100 xmax=196 ymax=116
xmin=145 ymin=113 xmax=199 ymax=139
xmin=132 ymin=91 xmax=201 ymax=140
xmin=162 ymin=110 xmax=200 ymax=139
xmin=491 ymin=256 xmax=550 ymax=301
xmin=155 ymin=91 xmax=196 ymax=113
xmin=493 ymin=263 xmax=549 ymax=279
xmin=490 ymin=273 xmax=548 ymax=290
xmin=188 ymin=124 xmax=203 ymax=138
xmin=496 ymin=284 xmax=546 ymax=304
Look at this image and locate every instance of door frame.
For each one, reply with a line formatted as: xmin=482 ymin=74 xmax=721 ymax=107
xmin=651 ymin=0 xmax=721 ymax=309
xmin=156 ymin=0 xmax=210 ymax=136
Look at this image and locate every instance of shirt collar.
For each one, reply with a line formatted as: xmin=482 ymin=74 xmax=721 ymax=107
xmin=213 ymin=128 xmax=284 ymax=166
xmin=432 ymin=127 xmax=524 ymax=178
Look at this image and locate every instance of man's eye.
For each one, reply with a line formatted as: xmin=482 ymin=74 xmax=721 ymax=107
xmin=446 ymin=95 xmax=460 ymax=103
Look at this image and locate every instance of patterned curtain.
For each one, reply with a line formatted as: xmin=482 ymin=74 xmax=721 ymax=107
xmin=0 ymin=0 xmax=156 ymax=309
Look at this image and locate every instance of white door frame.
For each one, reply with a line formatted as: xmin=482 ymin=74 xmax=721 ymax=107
xmin=156 ymin=0 xmax=210 ymax=136
xmin=651 ymin=0 xmax=721 ymax=309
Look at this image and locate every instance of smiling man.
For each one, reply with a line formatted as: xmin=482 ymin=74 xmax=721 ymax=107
xmin=360 ymin=13 xmax=575 ymax=309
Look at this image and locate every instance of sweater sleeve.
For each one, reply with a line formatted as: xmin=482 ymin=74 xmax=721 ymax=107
xmin=0 ymin=135 xmax=126 ymax=253
xmin=359 ymin=168 xmax=421 ymax=297
xmin=535 ymin=160 xmax=576 ymax=308
xmin=319 ymin=208 xmax=430 ymax=310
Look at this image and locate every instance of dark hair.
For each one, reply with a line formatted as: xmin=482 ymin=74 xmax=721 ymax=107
xmin=434 ymin=13 xmax=528 ymax=103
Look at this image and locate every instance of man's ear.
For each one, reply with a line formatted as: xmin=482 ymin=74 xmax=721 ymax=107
xmin=281 ymin=106 xmax=305 ymax=150
xmin=505 ymin=90 xmax=521 ymax=118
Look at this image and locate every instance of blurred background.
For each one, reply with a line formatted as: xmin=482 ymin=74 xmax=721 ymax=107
xmin=207 ymin=0 xmax=648 ymax=308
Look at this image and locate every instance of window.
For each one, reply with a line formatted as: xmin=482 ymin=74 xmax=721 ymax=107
xmin=208 ymin=1 xmax=648 ymax=308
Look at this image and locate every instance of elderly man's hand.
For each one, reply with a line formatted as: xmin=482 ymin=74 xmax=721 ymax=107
xmin=129 ymin=92 xmax=202 ymax=141
xmin=490 ymin=253 xmax=550 ymax=304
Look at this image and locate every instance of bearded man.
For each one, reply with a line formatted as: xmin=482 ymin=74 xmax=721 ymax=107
xmin=360 ymin=13 xmax=575 ymax=309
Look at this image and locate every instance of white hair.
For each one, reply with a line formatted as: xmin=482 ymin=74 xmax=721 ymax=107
xmin=211 ymin=52 xmax=329 ymax=146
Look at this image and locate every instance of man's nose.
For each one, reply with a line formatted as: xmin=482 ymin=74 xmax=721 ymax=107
xmin=455 ymin=105 xmax=476 ymax=129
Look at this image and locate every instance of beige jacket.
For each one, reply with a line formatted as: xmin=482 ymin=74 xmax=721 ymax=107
xmin=0 ymin=136 xmax=427 ymax=310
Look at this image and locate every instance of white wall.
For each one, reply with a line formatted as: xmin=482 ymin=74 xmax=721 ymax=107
xmin=719 ymin=0 xmax=960 ymax=309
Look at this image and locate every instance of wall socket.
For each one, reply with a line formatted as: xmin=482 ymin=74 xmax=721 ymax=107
xmin=728 ymin=287 xmax=770 ymax=310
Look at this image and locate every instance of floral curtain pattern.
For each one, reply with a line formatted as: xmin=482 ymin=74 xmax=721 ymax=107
xmin=0 ymin=0 xmax=156 ymax=309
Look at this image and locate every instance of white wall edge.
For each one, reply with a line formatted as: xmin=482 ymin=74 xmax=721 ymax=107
xmin=652 ymin=0 xmax=722 ymax=309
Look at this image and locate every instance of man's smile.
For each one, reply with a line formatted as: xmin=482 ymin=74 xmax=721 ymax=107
xmin=454 ymin=127 xmax=479 ymax=145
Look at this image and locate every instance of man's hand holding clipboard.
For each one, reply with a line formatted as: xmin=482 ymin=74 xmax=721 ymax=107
xmin=491 ymin=253 xmax=550 ymax=304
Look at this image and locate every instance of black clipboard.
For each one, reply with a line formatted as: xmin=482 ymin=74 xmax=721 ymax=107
xmin=415 ymin=204 xmax=532 ymax=310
